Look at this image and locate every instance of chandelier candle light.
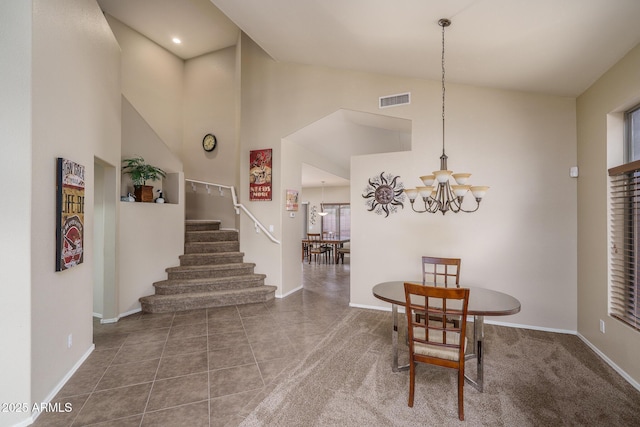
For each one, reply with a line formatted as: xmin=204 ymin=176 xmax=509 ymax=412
xmin=404 ymin=18 xmax=488 ymax=215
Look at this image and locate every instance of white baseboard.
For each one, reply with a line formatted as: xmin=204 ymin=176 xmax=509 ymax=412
xmin=577 ymin=332 xmax=640 ymax=392
xmin=28 ymin=344 xmax=95 ymax=425
xmin=119 ymin=307 xmax=141 ymax=318
xmin=92 ymin=312 xmax=120 ymax=324
xmin=350 ymin=302 xmax=406 ymax=313
xmin=277 ymin=285 xmax=303 ymax=299
xmin=349 ymin=303 xmax=577 ymax=334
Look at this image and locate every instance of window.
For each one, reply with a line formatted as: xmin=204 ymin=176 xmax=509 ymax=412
xmin=321 ymin=203 xmax=350 ymax=239
xmin=609 ymin=103 xmax=640 ymax=331
xmin=628 ymin=105 xmax=640 ymax=162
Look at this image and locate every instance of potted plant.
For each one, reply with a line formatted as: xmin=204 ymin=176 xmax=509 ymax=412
xmin=122 ymin=156 xmax=166 ymax=203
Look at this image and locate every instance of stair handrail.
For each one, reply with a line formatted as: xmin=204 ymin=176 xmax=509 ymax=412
xmin=185 ymin=178 xmax=281 ymax=245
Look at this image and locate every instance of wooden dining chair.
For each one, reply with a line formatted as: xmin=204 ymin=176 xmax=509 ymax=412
xmin=422 ymin=256 xmax=461 ymax=287
xmin=307 ymin=233 xmax=329 ymax=264
xmin=404 ymin=282 xmax=470 ymax=421
xmin=417 ymin=257 xmax=461 ymax=324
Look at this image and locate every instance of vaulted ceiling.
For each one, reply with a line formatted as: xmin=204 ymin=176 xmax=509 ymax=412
xmin=99 ymin=0 xmax=640 ymax=97
xmin=96 ymin=0 xmax=640 ymax=186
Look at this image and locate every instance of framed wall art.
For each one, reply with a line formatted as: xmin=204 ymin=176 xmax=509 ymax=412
xmin=286 ymin=189 xmax=299 ymax=211
xmin=56 ymin=157 xmax=85 ymax=271
xmin=249 ymin=148 xmax=272 ymax=201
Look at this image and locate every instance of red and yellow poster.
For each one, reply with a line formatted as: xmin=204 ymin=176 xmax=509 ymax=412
xmin=56 ymin=158 xmax=85 ymax=271
xmin=249 ymin=148 xmax=272 ymax=201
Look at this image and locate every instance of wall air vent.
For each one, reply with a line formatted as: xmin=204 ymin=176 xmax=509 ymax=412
xmin=379 ymin=92 xmax=411 ymax=109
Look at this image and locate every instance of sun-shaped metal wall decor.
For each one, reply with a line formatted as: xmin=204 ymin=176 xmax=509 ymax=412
xmin=362 ymin=172 xmax=406 ymax=217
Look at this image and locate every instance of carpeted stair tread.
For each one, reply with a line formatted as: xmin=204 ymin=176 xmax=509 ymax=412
xmin=184 ymin=241 xmax=240 ymax=253
xmin=179 ymin=252 xmax=245 ymax=266
xmin=185 ymin=220 xmax=221 ymax=232
xmin=166 ymin=262 xmax=256 ymax=279
xmin=155 ymin=273 xmax=266 ymax=285
xmin=166 ymin=262 xmax=255 ymax=273
xmin=185 ymin=230 xmax=239 ymax=242
xmin=140 ymin=286 xmax=277 ymax=313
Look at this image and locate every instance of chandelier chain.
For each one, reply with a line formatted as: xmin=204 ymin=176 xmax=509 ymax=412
xmin=441 ymin=19 xmax=446 ymax=156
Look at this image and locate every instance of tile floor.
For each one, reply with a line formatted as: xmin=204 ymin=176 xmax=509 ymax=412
xmin=33 ymin=261 xmax=350 ymax=427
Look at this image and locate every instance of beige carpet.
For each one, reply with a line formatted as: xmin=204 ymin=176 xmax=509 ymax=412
xmin=240 ymin=309 xmax=640 ymax=426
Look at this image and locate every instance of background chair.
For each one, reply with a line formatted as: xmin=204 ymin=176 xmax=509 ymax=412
xmin=337 ymin=247 xmax=350 ymax=264
xmin=404 ymin=282 xmax=470 ymax=421
xmin=321 ymin=231 xmax=334 ymax=259
xmin=307 ymin=233 xmax=329 ymax=264
xmin=422 ymin=256 xmax=461 ymax=287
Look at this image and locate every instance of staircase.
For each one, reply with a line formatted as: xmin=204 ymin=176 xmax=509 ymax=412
xmin=139 ymin=220 xmax=277 ymax=313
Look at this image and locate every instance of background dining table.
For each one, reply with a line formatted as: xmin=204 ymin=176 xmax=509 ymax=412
xmin=301 ymin=237 xmax=350 ymax=263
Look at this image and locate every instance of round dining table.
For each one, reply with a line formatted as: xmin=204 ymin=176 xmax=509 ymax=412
xmin=372 ymin=281 xmax=521 ymax=392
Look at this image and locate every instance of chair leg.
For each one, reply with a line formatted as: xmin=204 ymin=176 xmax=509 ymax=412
xmin=458 ymin=368 xmax=464 ymax=421
xmin=408 ymin=360 xmax=415 ymax=407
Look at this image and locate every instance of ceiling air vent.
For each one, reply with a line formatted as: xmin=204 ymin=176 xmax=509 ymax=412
xmin=379 ymin=92 xmax=410 ymax=109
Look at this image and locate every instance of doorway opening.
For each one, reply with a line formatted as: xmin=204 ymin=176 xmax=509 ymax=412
xmin=93 ymin=157 xmax=118 ymax=323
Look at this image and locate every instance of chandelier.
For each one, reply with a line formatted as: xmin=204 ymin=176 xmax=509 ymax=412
xmin=404 ymin=18 xmax=488 ymax=215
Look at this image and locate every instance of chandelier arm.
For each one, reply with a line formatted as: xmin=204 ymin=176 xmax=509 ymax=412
xmin=458 ymin=199 xmax=482 ymax=213
xmin=426 ymin=196 xmax=439 ymax=213
xmin=408 ymin=198 xmax=432 ymax=213
xmin=446 ymin=183 xmax=463 ymax=213
xmin=433 ymin=183 xmax=447 ymax=214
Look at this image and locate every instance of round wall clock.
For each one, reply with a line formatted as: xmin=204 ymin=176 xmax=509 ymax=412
xmin=202 ymin=133 xmax=217 ymax=152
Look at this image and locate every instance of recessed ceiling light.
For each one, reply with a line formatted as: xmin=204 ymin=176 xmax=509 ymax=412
xmin=172 ymin=37 xmax=181 ymax=44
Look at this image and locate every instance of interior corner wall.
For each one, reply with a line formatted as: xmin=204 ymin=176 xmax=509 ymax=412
xmin=240 ymin=34 xmax=577 ymax=332
xmin=0 ymin=1 xmax=33 ymax=425
xmin=576 ymin=42 xmax=640 ymax=383
xmin=119 ymin=96 xmax=185 ymax=315
xmin=30 ymin=0 xmax=121 ymax=410
xmin=183 ymin=46 xmax=239 ymax=227
xmin=105 ymin=14 xmax=184 ymax=157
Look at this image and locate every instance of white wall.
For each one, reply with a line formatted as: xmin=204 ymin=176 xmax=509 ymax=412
xmin=351 ymin=87 xmax=577 ymax=332
xmin=0 ymin=1 xmax=33 ymax=425
xmin=105 ymin=15 xmax=184 ymax=156
xmin=119 ymin=197 xmax=185 ymax=314
xmin=183 ymin=47 xmax=239 ymax=227
xmin=241 ymin=34 xmax=577 ymax=331
xmin=577 ymin=42 xmax=640 ymax=383
xmin=30 ymin=0 xmax=121 ymax=415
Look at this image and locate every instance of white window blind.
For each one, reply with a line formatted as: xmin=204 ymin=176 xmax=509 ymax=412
xmin=609 ymin=159 xmax=640 ymax=331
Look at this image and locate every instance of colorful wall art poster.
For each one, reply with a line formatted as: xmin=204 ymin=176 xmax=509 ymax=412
xmin=56 ymin=158 xmax=85 ymax=271
xmin=249 ymin=148 xmax=272 ymax=201
xmin=286 ymin=189 xmax=299 ymax=211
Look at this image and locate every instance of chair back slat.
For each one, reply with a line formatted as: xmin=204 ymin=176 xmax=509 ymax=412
xmin=422 ymin=256 xmax=461 ymax=287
